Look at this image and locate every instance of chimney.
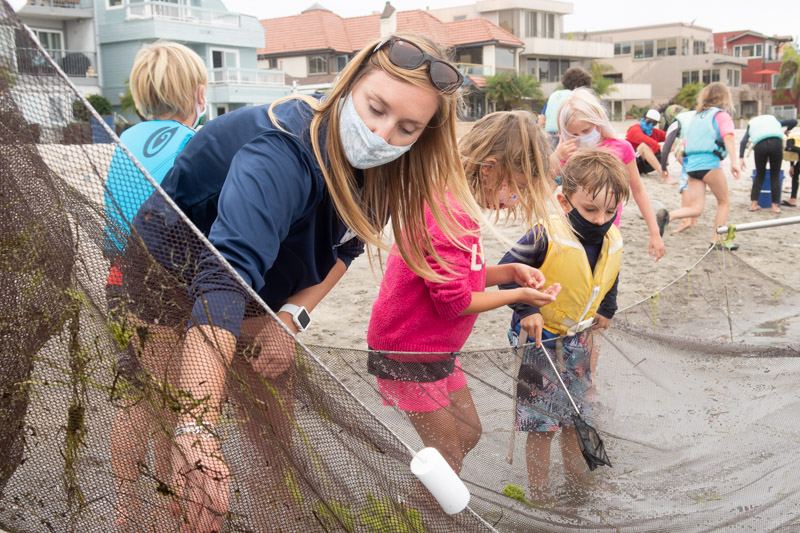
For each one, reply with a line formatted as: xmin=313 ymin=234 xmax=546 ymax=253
xmin=379 ymin=2 xmax=397 ymax=38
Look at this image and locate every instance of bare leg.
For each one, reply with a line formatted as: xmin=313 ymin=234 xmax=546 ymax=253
xmin=560 ymin=427 xmax=587 ymax=481
xmin=667 ymin=177 xmax=706 ymax=223
xmin=110 ymin=405 xmax=148 ymax=530
xmin=525 ymin=431 xmax=555 ymax=492
xmin=701 ymin=168 xmax=731 ymax=243
xmin=673 ymin=189 xmax=698 ymax=233
xmin=407 ymin=386 xmax=482 ymax=474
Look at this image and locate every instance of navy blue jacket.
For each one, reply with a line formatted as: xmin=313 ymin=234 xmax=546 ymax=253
xmin=134 ymin=99 xmax=364 ymax=336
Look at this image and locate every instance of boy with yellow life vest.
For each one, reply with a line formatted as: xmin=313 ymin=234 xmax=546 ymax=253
xmin=499 ymin=150 xmax=629 ymax=501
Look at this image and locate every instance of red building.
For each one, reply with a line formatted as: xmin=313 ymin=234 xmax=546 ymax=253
xmin=713 ymin=30 xmax=795 ymax=117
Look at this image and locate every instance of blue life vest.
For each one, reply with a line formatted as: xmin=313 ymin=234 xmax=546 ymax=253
xmin=104 ymin=120 xmax=195 ymax=254
xmin=684 ymin=107 xmax=727 ymax=160
xmin=544 ymin=89 xmax=571 ymax=134
xmin=748 ymin=115 xmax=784 ymax=146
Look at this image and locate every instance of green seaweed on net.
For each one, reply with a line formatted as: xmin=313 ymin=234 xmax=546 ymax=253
xmin=62 ymin=288 xmax=90 ymax=520
xmin=314 ymin=500 xmax=356 ymax=531
xmin=284 ymin=470 xmax=303 ymax=504
xmin=649 ymin=291 xmax=660 ymax=328
xmin=773 ymin=287 xmax=784 ymax=303
xmin=502 ymin=484 xmax=552 ymax=510
xmin=359 ymin=493 xmax=423 ymax=533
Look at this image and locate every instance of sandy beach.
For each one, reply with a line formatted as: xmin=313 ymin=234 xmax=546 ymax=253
xmin=308 ymin=122 xmax=800 ymax=351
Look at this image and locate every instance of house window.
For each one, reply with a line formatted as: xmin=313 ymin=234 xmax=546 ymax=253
xmin=211 ymin=48 xmax=239 ymax=69
xmin=31 ymin=29 xmax=63 ymax=58
xmin=701 ymin=69 xmax=719 ymax=84
xmin=614 ymin=42 xmax=631 ymax=56
xmin=682 ymin=70 xmax=700 ymax=86
xmin=267 ymin=58 xmax=278 ymax=69
xmin=495 ymin=48 xmax=515 ymax=70
xmin=693 ymin=41 xmax=706 ymax=55
xmin=107 ymin=0 xmax=123 ymax=7
xmin=656 ymin=38 xmax=677 ymax=57
xmin=546 ymin=13 xmax=555 ymax=38
xmin=633 ymin=40 xmax=654 ymax=59
xmin=308 ymin=55 xmax=326 ymax=75
xmin=453 ymin=15 xmax=466 ymax=21
xmin=333 ymin=54 xmax=348 ymax=73
xmin=682 ymin=38 xmax=689 ymax=55
xmin=726 ymin=68 xmax=741 ymax=87
xmin=498 ymin=10 xmax=518 ymax=37
xmin=734 ymin=43 xmax=762 ymax=58
xmin=526 ymin=11 xmax=537 ymax=37
xmin=766 ymin=43 xmax=774 ymax=61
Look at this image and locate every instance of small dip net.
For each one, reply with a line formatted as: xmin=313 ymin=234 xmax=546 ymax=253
xmin=1 ymin=4 xmax=799 ymax=531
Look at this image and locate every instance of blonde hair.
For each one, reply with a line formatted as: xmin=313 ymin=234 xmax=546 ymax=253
xmin=561 ymin=150 xmax=630 ymax=207
xmin=695 ymin=82 xmax=732 ymax=113
xmin=269 ymin=33 xmax=482 ymax=282
xmin=459 ymin=110 xmax=559 ymax=234
xmin=557 ymin=87 xmax=616 ymax=142
xmin=130 ymin=41 xmax=208 ymax=120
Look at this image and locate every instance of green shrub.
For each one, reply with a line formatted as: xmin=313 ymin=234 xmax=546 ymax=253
xmin=72 ymin=94 xmax=112 ymax=122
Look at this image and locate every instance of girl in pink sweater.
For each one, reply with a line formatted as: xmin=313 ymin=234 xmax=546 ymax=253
xmin=367 ymin=111 xmax=561 ymax=473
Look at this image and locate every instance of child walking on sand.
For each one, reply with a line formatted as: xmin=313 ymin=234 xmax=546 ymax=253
xmin=499 ymin=150 xmax=630 ymax=500
xmin=655 ymin=82 xmax=742 ymax=249
xmin=557 ymin=88 xmax=666 ymax=261
xmin=367 ymin=111 xmax=562 ymax=474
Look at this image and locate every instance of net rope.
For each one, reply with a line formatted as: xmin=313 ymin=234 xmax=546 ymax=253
xmin=1 ymin=5 xmax=799 ymax=531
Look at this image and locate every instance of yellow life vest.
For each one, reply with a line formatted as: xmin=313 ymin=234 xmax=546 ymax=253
xmin=538 ymin=217 xmax=623 ymax=336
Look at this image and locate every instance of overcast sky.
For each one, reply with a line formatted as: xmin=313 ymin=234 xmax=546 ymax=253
xmin=222 ymin=0 xmax=798 ymax=41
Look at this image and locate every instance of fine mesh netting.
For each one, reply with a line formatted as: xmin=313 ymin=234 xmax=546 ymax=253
xmin=2 ymin=4 xmax=800 ymax=532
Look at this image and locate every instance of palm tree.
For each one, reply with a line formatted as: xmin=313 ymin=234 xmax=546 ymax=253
xmin=590 ymin=61 xmax=617 ymax=97
xmin=485 ymin=71 xmax=543 ymax=111
xmin=776 ymin=46 xmax=800 ymax=99
xmin=119 ymin=78 xmax=144 ymax=121
xmin=674 ymin=82 xmax=705 ymax=109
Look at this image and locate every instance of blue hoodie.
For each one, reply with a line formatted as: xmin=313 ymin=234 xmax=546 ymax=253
xmin=134 ymin=99 xmax=364 ymax=336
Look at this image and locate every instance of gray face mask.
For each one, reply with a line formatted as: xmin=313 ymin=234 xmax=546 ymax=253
xmin=338 ymin=93 xmax=414 ymax=169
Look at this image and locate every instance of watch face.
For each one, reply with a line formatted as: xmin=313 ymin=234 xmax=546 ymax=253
xmin=296 ymin=309 xmax=311 ymax=330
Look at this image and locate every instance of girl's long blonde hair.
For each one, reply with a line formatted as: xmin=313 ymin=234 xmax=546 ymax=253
xmin=695 ymin=82 xmax=732 ymax=113
xmin=269 ymin=33 xmax=481 ymax=281
xmin=557 ymin=87 xmax=617 ymax=143
xmin=459 ymin=110 xmax=558 ymax=236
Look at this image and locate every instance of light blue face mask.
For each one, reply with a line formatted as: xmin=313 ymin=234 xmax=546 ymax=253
xmin=578 ymin=127 xmax=601 ymax=148
xmin=640 ymin=118 xmax=654 ymax=136
xmin=338 ymin=93 xmax=414 ymax=169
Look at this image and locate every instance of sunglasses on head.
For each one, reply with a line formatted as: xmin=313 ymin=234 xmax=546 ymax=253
xmin=372 ymin=36 xmax=464 ymax=94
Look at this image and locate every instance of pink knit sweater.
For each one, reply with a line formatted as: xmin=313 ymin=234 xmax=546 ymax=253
xmin=367 ymin=195 xmax=486 ymax=358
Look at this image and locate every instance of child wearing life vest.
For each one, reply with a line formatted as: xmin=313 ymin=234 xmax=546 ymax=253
xmin=367 ymin=111 xmax=562 ymax=475
xmin=499 ymin=150 xmax=630 ymax=500
xmin=655 ymin=82 xmax=742 ymax=249
xmin=740 ymin=115 xmax=797 ymax=213
xmin=556 ymin=88 xmax=666 ymax=262
xmin=661 ymin=109 xmax=699 ymax=232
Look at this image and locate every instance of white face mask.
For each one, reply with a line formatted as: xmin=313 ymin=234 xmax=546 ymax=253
xmin=338 ymin=93 xmax=414 ymax=169
xmin=192 ymin=86 xmax=207 ymax=129
xmin=578 ymin=127 xmax=602 ymax=148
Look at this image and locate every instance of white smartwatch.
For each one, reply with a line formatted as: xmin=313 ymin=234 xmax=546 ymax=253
xmin=279 ymin=303 xmax=311 ymax=332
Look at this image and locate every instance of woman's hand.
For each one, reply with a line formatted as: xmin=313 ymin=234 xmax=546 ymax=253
xmin=509 ymin=263 xmax=545 ymax=290
xmin=520 ymin=313 xmax=544 ymax=347
xmin=249 ymin=312 xmax=297 ymax=378
xmin=171 ymin=433 xmax=230 ymax=533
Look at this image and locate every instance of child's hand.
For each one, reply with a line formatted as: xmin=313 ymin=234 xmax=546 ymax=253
xmin=520 ymin=313 xmax=544 ymax=347
xmin=592 ymin=314 xmax=612 ymax=330
xmin=649 ymin=234 xmax=666 ymax=262
xmin=554 ymin=137 xmax=578 ymax=161
xmin=731 ymin=163 xmax=741 ymax=180
xmin=510 ymin=264 xmax=545 ymax=289
xmin=518 ymin=284 xmax=560 ymax=308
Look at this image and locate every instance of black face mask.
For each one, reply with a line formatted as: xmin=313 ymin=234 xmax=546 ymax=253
xmin=567 ymin=205 xmax=615 ymax=244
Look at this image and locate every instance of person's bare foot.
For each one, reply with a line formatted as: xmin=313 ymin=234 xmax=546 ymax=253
xmin=672 ymin=218 xmax=697 ymax=233
xmin=662 ymin=177 xmax=678 ymax=185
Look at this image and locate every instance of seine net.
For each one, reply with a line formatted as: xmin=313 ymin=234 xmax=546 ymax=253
xmin=2 ymin=3 xmax=800 ymax=532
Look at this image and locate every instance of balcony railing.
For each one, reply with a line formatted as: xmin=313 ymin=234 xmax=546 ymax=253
xmin=126 ymin=1 xmax=240 ymax=29
xmin=15 ymin=47 xmax=98 ymax=78
xmin=24 ymin=0 xmax=93 ymax=8
xmin=209 ymin=68 xmax=285 ymax=86
xmin=455 ymin=63 xmax=495 ymax=77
